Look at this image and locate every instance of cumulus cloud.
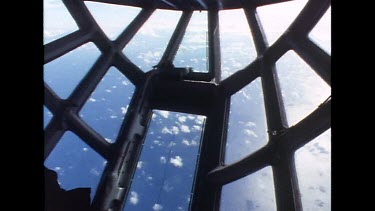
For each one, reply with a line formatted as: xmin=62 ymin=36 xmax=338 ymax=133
xmin=180 ymin=125 xmax=190 ymax=133
xmin=160 ymin=156 xmax=167 ymax=164
xmin=170 ymin=156 xmax=183 ymax=167
xmin=178 ymin=116 xmax=187 ymax=123
xmin=129 ymin=191 xmax=139 ymax=205
xmin=195 ymin=116 xmax=205 ymax=125
xmin=244 ymin=129 xmax=258 ymax=138
xmin=137 ymin=161 xmax=143 ymax=169
xmin=161 ymin=127 xmax=172 ymax=134
xmin=153 ymin=204 xmax=163 ymax=210
xmin=82 ymin=147 xmax=88 ymax=152
xmin=245 ymin=121 xmax=256 ymax=127
xmin=182 ymin=139 xmax=198 ymax=146
xmin=171 ymin=126 xmax=179 ymax=135
xmin=158 ymin=110 xmax=169 ymax=118
xmin=121 ymin=106 xmax=128 ymax=114
xmin=192 ymin=125 xmax=202 ymax=132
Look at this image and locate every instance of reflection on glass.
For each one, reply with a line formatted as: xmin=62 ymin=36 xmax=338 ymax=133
xmin=44 ymin=131 xmax=107 ymax=201
xmin=43 ymin=0 xmax=79 ymax=44
xmin=123 ymin=111 xmax=205 ymax=210
xmin=309 ymin=7 xmax=331 ymax=54
xmin=221 ymin=166 xmax=276 ymax=211
xmin=85 ymin=2 xmax=141 ymax=40
xmin=44 ymin=106 xmax=53 ymax=129
xmin=124 ymin=10 xmax=182 ymax=72
xmin=295 ymin=129 xmax=331 ymax=211
xmin=257 ymin=0 xmax=307 ymax=45
xmin=44 ymin=42 xmax=101 ymax=99
xmin=174 ymin=11 xmax=208 ymax=73
xmin=275 ymin=50 xmax=330 ymax=126
xmin=79 ymin=67 xmax=135 ymax=143
xmin=219 ymin=9 xmax=256 ymax=79
xmin=225 ymin=78 xmax=267 ymax=164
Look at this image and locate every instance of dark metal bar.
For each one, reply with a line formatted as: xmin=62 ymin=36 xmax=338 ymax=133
xmin=115 ymin=8 xmax=155 ymax=50
xmin=272 ymin=153 xmax=302 ymax=211
xmin=66 ymin=112 xmax=112 ymax=160
xmin=113 ymin=52 xmax=145 ymax=86
xmin=44 ymin=83 xmax=63 ymax=114
xmin=207 ymin=146 xmax=272 ymax=186
xmin=190 ymin=95 xmax=230 ymax=210
xmin=158 ymin=11 xmax=193 ymax=67
xmin=287 ymin=0 xmax=331 ymax=37
xmin=91 ymin=73 xmax=154 ymax=211
xmin=44 ymin=30 xmax=92 ymax=64
xmin=68 ymin=53 xmax=113 ymax=110
xmin=207 ymin=10 xmax=221 ymax=82
xmin=284 ymin=99 xmax=331 ymax=151
xmin=246 ymin=7 xmax=288 ymax=131
xmin=63 ymin=0 xmax=96 ymax=31
xmin=289 ymin=37 xmax=331 ymax=86
xmin=219 ymin=58 xmax=261 ymax=96
xmin=44 ymin=117 xmax=67 ymax=160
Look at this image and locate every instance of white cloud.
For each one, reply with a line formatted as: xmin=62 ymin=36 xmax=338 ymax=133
xmin=195 ymin=116 xmax=205 ymax=125
xmin=54 ymin=166 xmax=61 ymax=171
xmin=171 ymin=126 xmax=179 ymax=134
xmin=182 ymin=139 xmax=198 ymax=146
xmin=170 ymin=156 xmax=183 ymax=167
xmin=180 ymin=125 xmax=190 ymax=133
xmin=105 ymin=138 xmax=113 ymax=143
xmin=245 ymin=121 xmax=256 ymax=127
xmin=153 ymin=204 xmax=163 ymax=211
xmin=178 ymin=116 xmax=187 ymax=123
xmin=137 ymin=161 xmax=143 ymax=169
xmin=160 ymin=156 xmax=167 ymax=164
xmin=121 ymin=106 xmax=128 ymax=114
xmin=157 ymin=110 xmax=170 ymax=118
xmin=129 ymin=191 xmax=139 ymax=205
xmin=89 ymin=97 xmax=96 ymax=102
xmin=244 ymin=129 xmax=258 ymax=138
xmin=82 ymin=147 xmax=88 ymax=152
xmin=90 ymin=168 xmax=100 ymax=176
xmin=187 ymin=115 xmax=195 ymax=120
xmin=163 ymin=182 xmax=174 ymax=192
xmin=192 ymin=125 xmax=202 ymax=131
xmin=161 ymin=127 xmax=172 ymax=134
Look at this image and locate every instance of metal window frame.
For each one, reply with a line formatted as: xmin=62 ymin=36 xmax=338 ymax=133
xmin=44 ymin=0 xmax=331 ymax=210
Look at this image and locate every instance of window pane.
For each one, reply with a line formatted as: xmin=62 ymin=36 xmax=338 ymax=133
xmin=219 ymin=9 xmax=256 ymax=79
xmin=225 ymin=78 xmax=267 ymax=164
xmin=44 ymin=131 xmax=107 ymax=202
xmin=174 ymin=11 xmax=208 ymax=73
xmin=79 ymin=67 xmax=135 ymax=143
xmin=123 ymin=111 xmax=205 ymax=210
xmin=44 ymin=42 xmax=101 ymax=99
xmin=257 ymin=0 xmax=307 ymax=45
xmin=275 ymin=50 xmax=330 ymax=126
xmin=309 ymin=7 xmax=331 ymax=54
xmin=295 ymin=129 xmax=331 ymax=211
xmin=85 ymin=2 xmax=141 ymax=40
xmin=43 ymin=0 xmax=79 ymax=44
xmin=124 ymin=10 xmax=182 ymax=72
xmin=221 ymin=166 xmax=276 ymax=211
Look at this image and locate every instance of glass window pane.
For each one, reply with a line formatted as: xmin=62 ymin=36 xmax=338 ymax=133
xmin=309 ymin=7 xmax=331 ymax=54
xmin=44 ymin=131 xmax=107 ymax=202
xmin=44 ymin=42 xmax=101 ymax=99
xmin=219 ymin=9 xmax=256 ymax=79
xmin=275 ymin=50 xmax=331 ymax=126
xmin=44 ymin=106 xmax=53 ymax=129
xmin=221 ymin=166 xmax=276 ymax=211
xmin=295 ymin=129 xmax=331 ymax=211
xmin=85 ymin=2 xmax=141 ymax=40
xmin=123 ymin=111 xmax=206 ymax=210
xmin=174 ymin=11 xmax=208 ymax=73
xmin=225 ymin=78 xmax=267 ymax=164
xmin=123 ymin=10 xmax=182 ymax=72
xmin=43 ymin=0 xmax=79 ymax=44
xmin=257 ymin=0 xmax=307 ymax=45
xmin=79 ymin=67 xmax=135 ymax=143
